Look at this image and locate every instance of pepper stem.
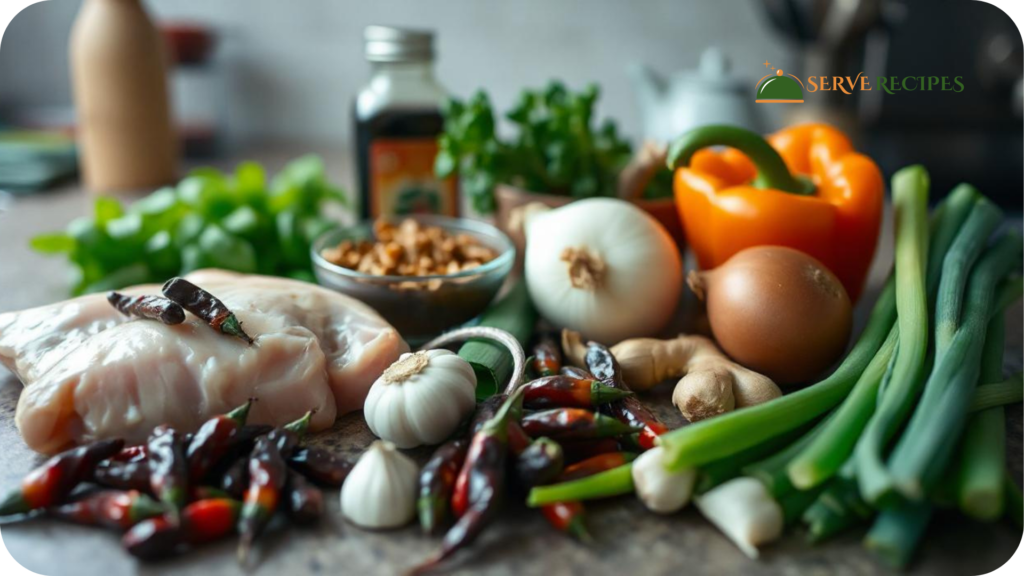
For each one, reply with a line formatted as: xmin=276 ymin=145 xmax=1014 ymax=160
xmin=284 ymin=410 xmax=315 ymax=437
xmin=226 ymin=398 xmax=256 ymax=426
xmin=483 ymin=388 xmax=525 ymax=440
xmin=666 ymin=125 xmax=815 ymax=196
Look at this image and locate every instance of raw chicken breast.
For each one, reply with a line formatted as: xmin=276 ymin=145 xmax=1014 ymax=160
xmin=0 ymin=270 xmax=408 ymax=453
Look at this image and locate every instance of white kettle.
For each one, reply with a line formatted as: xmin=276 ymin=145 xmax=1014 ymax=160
xmin=629 ymin=48 xmax=761 ymax=144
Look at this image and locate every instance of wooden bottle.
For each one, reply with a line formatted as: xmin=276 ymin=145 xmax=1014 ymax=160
xmin=70 ymin=0 xmax=177 ymax=193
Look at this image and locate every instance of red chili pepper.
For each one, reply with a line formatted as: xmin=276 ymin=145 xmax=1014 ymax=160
xmin=190 ymin=486 xmax=231 ymax=501
xmin=586 ymin=342 xmax=668 ymax=450
xmin=92 ymin=458 xmax=152 ymax=493
xmin=560 ymin=452 xmax=639 ymax=482
xmin=522 ymin=375 xmax=633 ymax=409
xmin=123 ymin=498 xmax=241 ymax=561
xmin=418 ymin=438 xmax=469 ymax=534
xmin=218 ymin=457 xmax=250 ymax=500
xmin=521 ymin=408 xmax=639 ymax=441
xmin=285 ymin=470 xmax=324 ymax=526
xmin=110 ymin=445 xmax=147 ymax=463
xmin=0 ymin=439 xmax=124 ymax=515
xmin=413 ymin=391 xmax=522 ymax=574
xmin=453 ymin=420 xmax=530 ymax=519
xmin=147 ymin=425 xmax=188 ymax=514
xmin=51 ymin=489 xmax=164 ymax=531
xmin=541 ymin=501 xmax=591 ymax=542
xmin=515 ymin=437 xmax=564 ymax=489
xmin=289 ymin=446 xmax=353 ymax=487
xmin=560 ymin=438 xmax=621 ymax=464
xmin=530 ymin=335 xmax=563 ymax=377
xmin=186 ymin=399 xmax=254 ymax=481
xmin=560 ymin=366 xmax=594 ymax=379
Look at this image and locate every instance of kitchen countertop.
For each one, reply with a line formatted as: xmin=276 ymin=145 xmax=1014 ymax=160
xmin=0 ymin=145 xmax=1021 ymax=576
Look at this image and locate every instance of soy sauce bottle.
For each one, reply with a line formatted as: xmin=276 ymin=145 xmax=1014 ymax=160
xmin=354 ymin=26 xmax=457 ymax=219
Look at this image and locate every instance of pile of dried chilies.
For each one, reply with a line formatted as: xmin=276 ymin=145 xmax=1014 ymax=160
xmin=523 ymin=165 xmax=1024 ymax=568
xmin=0 ymin=399 xmax=353 ymax=566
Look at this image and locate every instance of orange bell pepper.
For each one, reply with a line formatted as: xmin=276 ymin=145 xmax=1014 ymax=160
xmin=667 ymin=123 xmax=883 ymax=302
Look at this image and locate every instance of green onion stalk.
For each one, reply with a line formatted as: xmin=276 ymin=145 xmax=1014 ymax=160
xmin=970 ymin=372 xmax=1024 ymax=412
xmin=888 ymin=232 xmax=1022 ymax=500
xmin=853 ymin=166 xmax=931 ymax=507
xmin=743 ymin=411 xmax=837 ymax=497
xmin=863 ymin=500 xmax=932 ymax=569
xmin=1005 ymin=472 xmax=1023 ymax=529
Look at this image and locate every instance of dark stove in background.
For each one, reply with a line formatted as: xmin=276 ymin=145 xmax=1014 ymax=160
xmin=759 ymin=0 xmax=1023 ymax=209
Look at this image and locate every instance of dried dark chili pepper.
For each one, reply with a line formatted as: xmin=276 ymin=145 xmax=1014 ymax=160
xmin=285 ymin=470 xmax=323 ymax=526
xmin=110 ymin=445 xmax=147 ymax=463
xmin=237 ymin=411 xmax=311 ymax=565
xmin=453 ymin=420 xmax=530 ymax=518
xmin=560 ymin=366 xmax=594 ymax=379
xmin=218 ymin=457 xmax=250 ymax=500
xmin=161 ymin=277 xmax=253 ymax=344
xmin=186 ymin=399 xmax=254 ymax=481
xmin=51 ymin=489 xmax=164 ymax=531
xmin=288 ymin=446 xmax=353 ymax=487
xmin=123 ymin=498 xmax=241 ymax=561
xmin=560 ymin=452 xmax=638 ymax=482
xmin=147 ymin=425 xmax=188 ymax=515
xmin=521 ymin=408 xmax=639 ymax=441
xmin=418 ymin=438 xmax=469 ymax=535
xmin=93 ymin=459 xmax=151 ymax=493
xmin=469 ymin=395 xmax=505 ymax=435
xmin=560 ymin=438 xmax=621 ymax=464
xmin=522 ymin=375 xmax=632 ymax=409
xmin=107 ymin=291 xmax=185 ymax=325
xmin=586 ymin=342 xmax=667 ymax=450
xmin=0 ymin=439 xmax=124 ymax=516
xmin=515 ymin=437 xmax=564 ymax=488
xmin=541 ymin=501 xmax=591 ymax=542
xmin=412 ymin=391 xmax=522 ymax=574
xmin=530 ymin=335 xmax=563 ymax=377
xmin=190 ymin=486 xmax=230 ymax=501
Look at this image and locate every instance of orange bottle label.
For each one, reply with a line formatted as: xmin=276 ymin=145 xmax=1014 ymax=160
xmin=369 ymin=138 xmax=458 ymax=218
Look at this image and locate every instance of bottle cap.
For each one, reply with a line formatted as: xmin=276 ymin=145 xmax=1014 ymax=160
xmin=364 ymin=26 xmax=434 ymax=62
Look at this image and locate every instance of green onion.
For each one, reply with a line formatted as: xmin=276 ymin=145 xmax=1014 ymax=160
xmin=970 ymin=373 xmax=1024 ymax=412
xmin=526 ymin=463 xmax=634 ymax=507
xmin=804 ymin=477 xmax=873 ymax=543
xmin=854 ymin=166 xmax=931 ymax=506
xmin=888 ymin=232 xmax=1022 ymax=499
xmin=458 ymin=279 xmax=537 ymax=398
xmin=863 ymin=501 xmax=932 ymax=569
xmin=658 ymin=276 xmax=896 ymax=471
xmin=745 ymin=412 xmax=837 ymax=497
xmin=1005 ymin=472 xmax=1023 ymax=529
xmin=695 ymin=421 xmax=817 ymax=494
xmin=956 ymin=312 xmax=1007 ymax=521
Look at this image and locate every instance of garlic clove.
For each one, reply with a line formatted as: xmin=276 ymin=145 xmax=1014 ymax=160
xmin=632 ymin=445 xmax=697 ymax=514
xmin=341 ymin=440 xmax=419 ymax=529
xmin=694 ymin=477 xmax=784 ymax=559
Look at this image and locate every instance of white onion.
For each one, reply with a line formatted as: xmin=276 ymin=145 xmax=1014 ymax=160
xmin=524 ymin=198 xmax=683 ymax=344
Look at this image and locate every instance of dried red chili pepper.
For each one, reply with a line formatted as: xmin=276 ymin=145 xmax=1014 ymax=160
xmin=161 ymin=277 xmax=254 ymax=344
xmin=469 ymin=395 xmax=505 ymax=435
xmin=521 ymin=408 xmax=639 ymax=441
xmin=418 ymin=438 xmax=469 ymax=534
xmin=0 ymin=439 xmax=124 ymax=516
xmin=51 ymin=489 xmax=164 ymax=531
xmin=147 ymin=425 xmax=188 ymax=514
xmin=190 ymin=486 xmax=230 ymax=501
xmin=288 ymin=446 xmax=353 ymax=487
xmin=560 ymin=366 xmax=594 ymax=379
xmin=452 ymin=420 xmax=530 ymax=519
xmin=541 ymin=501 xmax=591 ymax=542
xmin=237 ymin=412 xmax=311 ymax=565
xmin=412 ymin=391 xmax=522 ymax=574
xmin=107 ymin=291 xmax=185 ymax=325
xmin=186 ymin=399 xmax=254 ymax=481
xmin=218 ymin=457 xmax=249 ymax=500
xmin=530 ymin=335 xmax=563 ymax=377
xmin=586 ymin=342 xmax=668 ymax=450
xmin=123 ymin=498 xmax=241 ymax=561
xmin=560 ymin=452 xmax=639 ymax=482
xmin=515 ymin=437 xmax=564 ymax=488
xmin=522 ymin=375 xmax=632 ymax=409
xmin=285 ymin=470 xmax=323 ymax=526
xmin=93 ymin=459 xmax=152 ymax=493
xmin=559 ymin=438 xmax=621 ymax=464
xmin=110 ymin=445 xmax=147 ymax=463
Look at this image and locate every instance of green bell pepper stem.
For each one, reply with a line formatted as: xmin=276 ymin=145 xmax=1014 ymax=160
xmin=666 ymin=124 xmax=814 ymax=195
xmin=527 ymin=463 xmax=634 ymax=507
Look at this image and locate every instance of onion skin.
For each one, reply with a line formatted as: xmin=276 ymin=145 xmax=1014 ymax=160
xmin=689 ymin=246 xmax=852 ymax=385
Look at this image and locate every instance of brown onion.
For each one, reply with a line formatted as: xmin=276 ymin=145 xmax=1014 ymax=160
xmin=688 ymin=246 xmax=852 ymax=385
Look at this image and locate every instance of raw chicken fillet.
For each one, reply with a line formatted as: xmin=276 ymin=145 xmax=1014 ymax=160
xmin=0 ymin=270 xmax=408 ymax=454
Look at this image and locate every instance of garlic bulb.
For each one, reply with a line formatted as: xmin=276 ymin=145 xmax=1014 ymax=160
xmin=524 ymin=198 xmax=683 ymax=344
xmin=694 ymin=477 xmax=784 ymax=558
xmin=632 ymin=445 xmax=697 ymax=514
xmin=341 ymin=440 xmax=419 ymax=529
xmin=364 ymin=349 xmax=477 ymax=449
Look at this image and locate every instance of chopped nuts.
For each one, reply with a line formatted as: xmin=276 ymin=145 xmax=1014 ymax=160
xmin=321 ymin=218 xmax=499 ymax=281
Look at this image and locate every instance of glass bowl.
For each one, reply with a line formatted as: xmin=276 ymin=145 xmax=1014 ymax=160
xmin=311 ymin=215 xmax=515 ymax=344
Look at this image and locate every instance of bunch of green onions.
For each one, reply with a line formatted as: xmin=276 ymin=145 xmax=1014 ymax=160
xmin=525 ymin=165 xmax=1023 ymax=568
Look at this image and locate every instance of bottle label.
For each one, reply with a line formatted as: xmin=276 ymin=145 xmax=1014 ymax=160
xmin=369 ymin=138 xmax=458 ymax=217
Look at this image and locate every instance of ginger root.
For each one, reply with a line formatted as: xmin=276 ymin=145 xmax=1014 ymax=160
xmin=561 ymin=330 xmax=780 ymax=422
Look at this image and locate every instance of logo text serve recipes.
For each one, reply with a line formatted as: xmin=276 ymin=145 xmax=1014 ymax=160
xmin=756 ymin=61 xmax=964 ymax=104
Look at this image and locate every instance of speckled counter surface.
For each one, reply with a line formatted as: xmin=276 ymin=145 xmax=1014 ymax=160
xmin=0 ymin=148 xmax=1021 ymax=576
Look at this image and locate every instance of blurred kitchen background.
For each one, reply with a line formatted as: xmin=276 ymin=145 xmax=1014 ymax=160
xmin=0 ymin=0 xmax=1021 ymax=207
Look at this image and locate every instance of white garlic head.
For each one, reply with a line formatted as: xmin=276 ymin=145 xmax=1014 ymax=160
xmin=340 ymin=440 xmax=419 ymax=529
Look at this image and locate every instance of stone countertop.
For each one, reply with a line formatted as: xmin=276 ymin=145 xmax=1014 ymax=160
xmin=0 ymin=146 xmax=1021 ymax=576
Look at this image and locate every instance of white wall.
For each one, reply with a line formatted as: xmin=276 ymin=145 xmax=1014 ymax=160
xmin=0 ymin=0 xmax=792 ymax=147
